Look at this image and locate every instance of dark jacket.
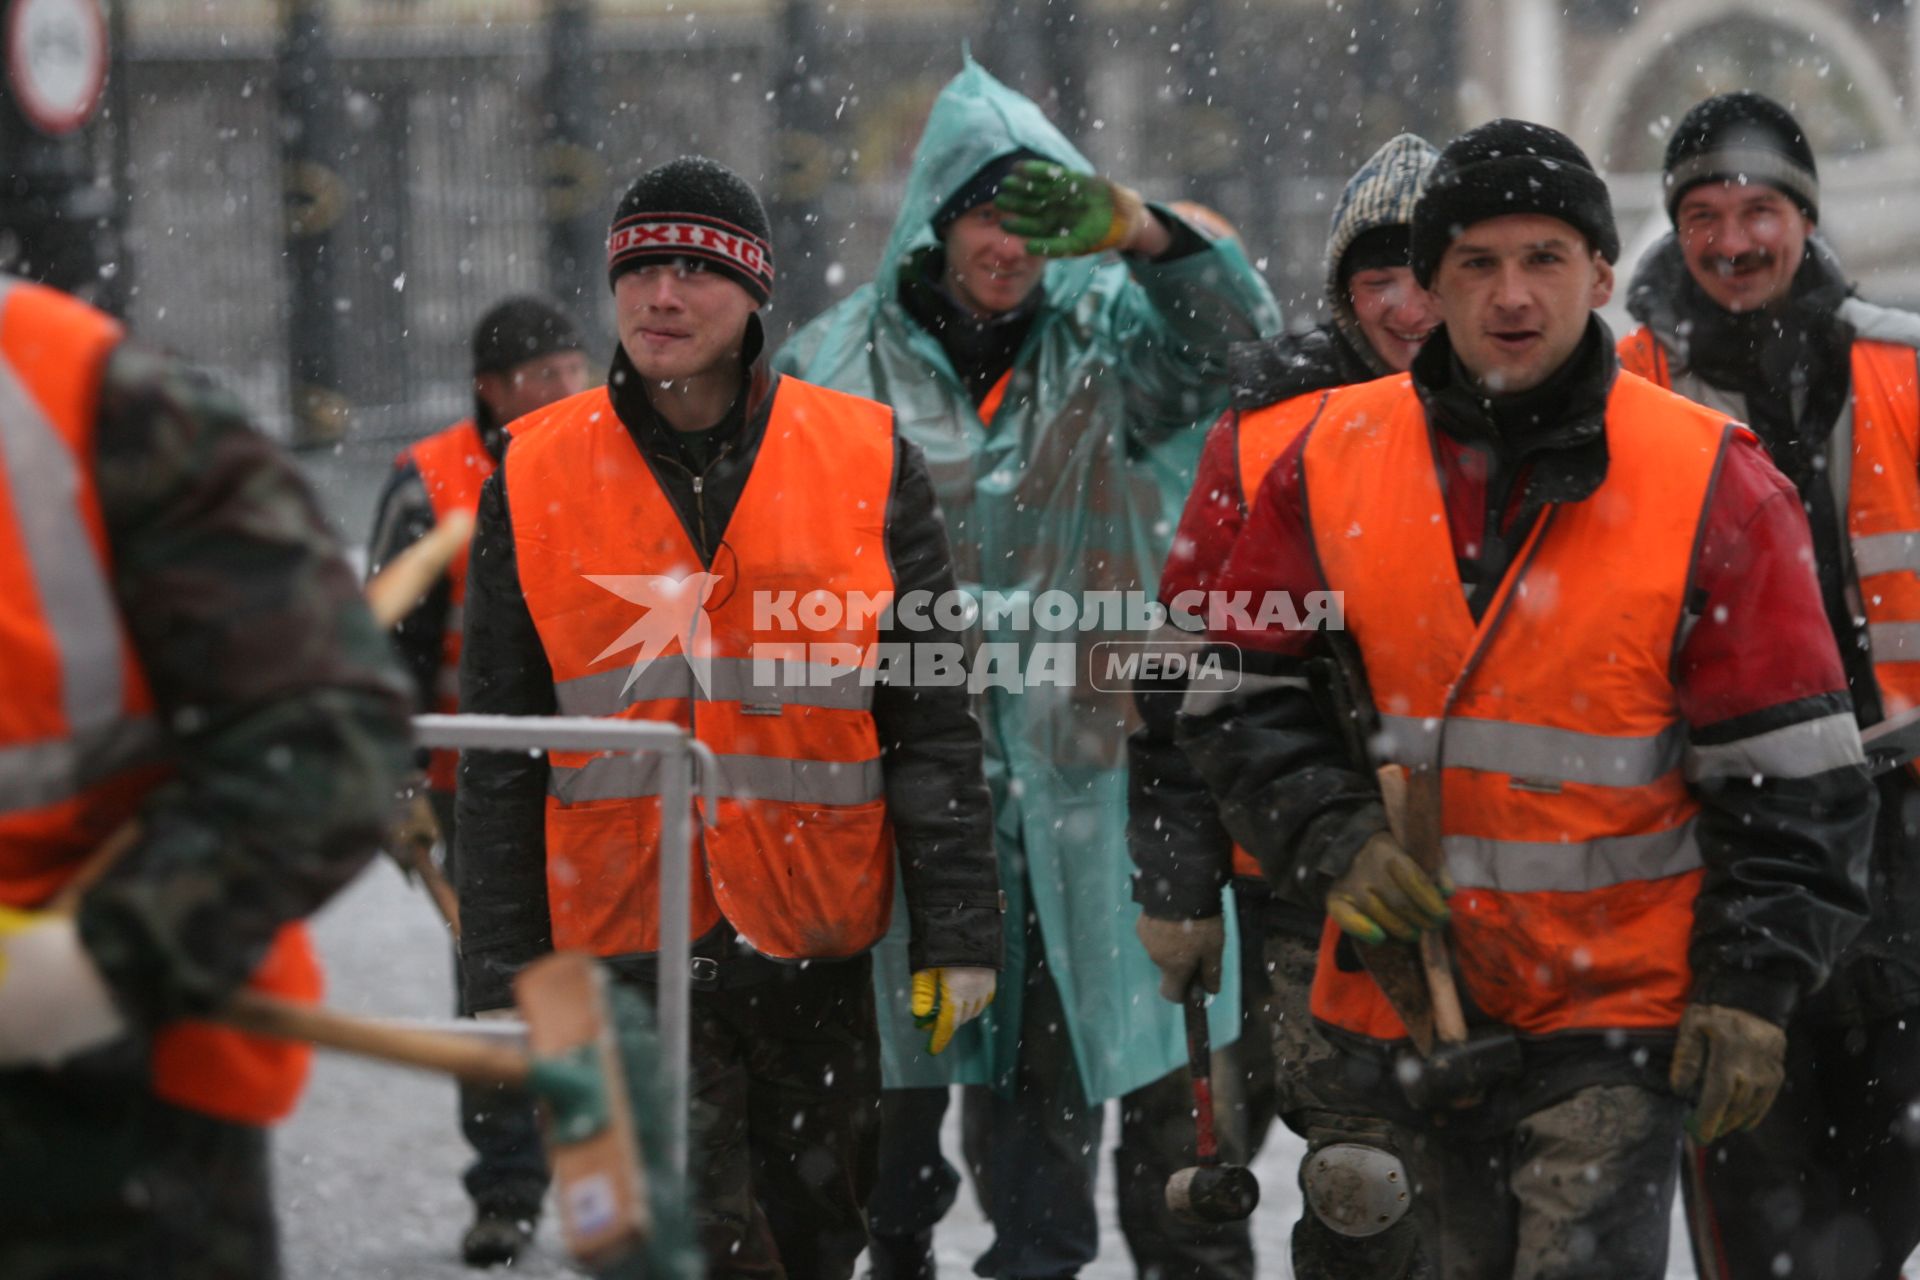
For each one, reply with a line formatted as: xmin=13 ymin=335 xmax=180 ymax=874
xmin=1628 ymin=233 xmax=1920 ymax=1022
xmin=367 ymin=402 xmax=507 ymax=718
xmin=1178 ymin=321 xmax=1873 ymax=1077
xmin=1129 ymin=323 xmax=1370 ymax=937
xmin=79 ymin=342 xmax=413 ymax=1029
xmin=456 ymin=329 xmax=1001 ymax=1012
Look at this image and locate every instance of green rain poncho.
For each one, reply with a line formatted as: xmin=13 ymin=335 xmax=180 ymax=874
xmin=774 ymin=57 xmax=1281 ymax=1103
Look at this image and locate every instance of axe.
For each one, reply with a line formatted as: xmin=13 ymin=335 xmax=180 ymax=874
xmin=229 ymin=952 xmax=657 ymax=1270
xmin=51 ymin=831 xmax=663 ymax=1272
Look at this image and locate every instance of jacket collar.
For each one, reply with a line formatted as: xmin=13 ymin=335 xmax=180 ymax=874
xmin=897 ymin=245 xmax=1044 ymax=395
xmin=1228 ymin=323 xmax=1374 ymax=411
xmin=1413 ymin=315 xmax=1617 ymax=509
xmin=471 ymin=399 xmax=507 ymax=464
xmin=1625 ymin=231 xmax=1853 ymax=378
xmin=606 ymin=313 xmax=777 ymax=465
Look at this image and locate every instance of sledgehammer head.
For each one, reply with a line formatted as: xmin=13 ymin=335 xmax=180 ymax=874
xmin=1395 ymin=1026 xmax=1523 ymax=1111
xmin=1166 ymin=1162 xmax=1261 ymax=1224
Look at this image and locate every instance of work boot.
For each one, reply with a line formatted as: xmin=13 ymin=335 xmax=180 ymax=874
xmin=461 ymin=1207 xmax=535 ymax=1268
xmin=866 ymin=1228 xmax=937 ymax=1280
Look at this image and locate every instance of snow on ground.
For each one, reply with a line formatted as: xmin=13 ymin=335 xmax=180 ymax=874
xmin=280 ymin=861 xmax=1707 ymax=1278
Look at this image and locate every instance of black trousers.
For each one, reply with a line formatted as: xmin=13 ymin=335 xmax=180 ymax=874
xmin=431 ymin=789 xmax=549 ymax=1218
xmin=1683 ymin=1008 xmax=1920 ymax=1280
xmin=669 ymin=954 xmax=882 ymax=1280
xmin=0 ymin=1070 xmax=278 ymax=1280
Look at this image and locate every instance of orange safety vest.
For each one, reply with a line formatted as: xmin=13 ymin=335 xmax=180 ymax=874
xmin=1622 ymin=325 xmax=1920 ymax=720
xmin=1300 ymin=371 xmax=1731 ymax=1041
xmin=505 ymin=375 xmax=900 ymax=960
xmin=398 ymin=418 xmax=494 ymax=791
xmin=0 ymin=277 xmax=319 ymax=1125
xmin=1221 ymin=392 xmax=1334 ymax=882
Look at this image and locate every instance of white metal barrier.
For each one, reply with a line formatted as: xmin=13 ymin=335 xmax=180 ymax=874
xmin=412 ymin=713 xmax=719 ymax=1178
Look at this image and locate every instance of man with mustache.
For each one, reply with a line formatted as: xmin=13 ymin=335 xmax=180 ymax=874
xmin=1129 ymin=132 xmax=1440 ymax=1280
xmin=1181 ymin=118 xmax=1872 ymax=1278
xmin=1620 ymin=91 xmax=1920 ymax=1280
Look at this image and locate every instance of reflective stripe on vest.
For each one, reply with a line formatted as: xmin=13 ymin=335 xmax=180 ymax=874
xmin=0 ymin=276 xmax=318 ymax=1126
xmin=1300 ymin=371 xmax=1728 ymax=1041
xmin=505 ymin=375 xmax=898 ymax=961
xmin=1220 ymin=393 xmax=1331 ymax=882
xmin=1624 ymin=326 xmax=1920 ymax=722
xmin=402 ymin=418 xmax=493 ymax=791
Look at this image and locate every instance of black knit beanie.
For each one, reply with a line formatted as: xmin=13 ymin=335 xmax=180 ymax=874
xmin=932 ymin=148 xmax=1045 ymax=237
xmin=1411 ymin=119 xmax=1619 ymax=287
xmin=606 ymin=157 xmax=774 ymax=304
xmin=1337 ymin=225 xmax=1413 ymax=286
xmin=471 ymin=295 xmax=584 ymax=375
xmin=1663 ymin=92 xmax=1818 ymax=223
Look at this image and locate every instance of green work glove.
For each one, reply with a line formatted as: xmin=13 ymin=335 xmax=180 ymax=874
xmin=1325 ymin=830 xmax=1451 ymax=945
xmin=993 ymin=160 xmax=1150 ymax=258
xmin=1669 ymin=1002 xmax=1788 ymax=1144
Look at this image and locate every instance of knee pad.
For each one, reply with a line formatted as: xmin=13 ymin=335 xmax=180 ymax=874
xmin=1300 ymin=1142 xmax=1411 ymax=1238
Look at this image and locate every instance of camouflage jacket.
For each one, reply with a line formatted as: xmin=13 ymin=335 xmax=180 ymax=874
xmin=74 ymin=342 xmax=413 ymax=1031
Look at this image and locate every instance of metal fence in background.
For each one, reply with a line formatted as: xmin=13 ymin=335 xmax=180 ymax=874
xmin=61 ymin=0 xmax=1920 ymax=542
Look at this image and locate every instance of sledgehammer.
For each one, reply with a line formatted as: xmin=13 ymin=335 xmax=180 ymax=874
xmin=1377 ymin=765 xmax=1521 ymax=1111
xmin=228 ymin=951 xmax=660 ymax=1271
xmin=1165 ymin=982 xmax=1261 ymax=1224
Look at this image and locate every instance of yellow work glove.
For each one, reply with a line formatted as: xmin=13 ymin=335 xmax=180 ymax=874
xmin=1325 ymin=830 xmax=1451 ymax=945
xmin=910 ymin=966 xmax=996 ymax=1055
xmin=1134 ymin=914 xmax=1225 ymax=1002
xmin=0 ymin=904 xmax=126 ymax=1067
xmin=1669 ymin=1002 xmax=1788 ymax=1144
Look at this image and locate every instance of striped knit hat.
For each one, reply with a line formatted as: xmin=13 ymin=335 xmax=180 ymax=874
xmin=1663 ymin=92 xmax=1818 ymax=223
xmin=606 ymin=157 xmax=775 ymax=304
xmin=1324 ymin=133 xmax=1440 ymax=377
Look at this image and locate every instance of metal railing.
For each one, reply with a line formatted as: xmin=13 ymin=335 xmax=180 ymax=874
xmin=412 ymin=712 xmax=719 ymax=1177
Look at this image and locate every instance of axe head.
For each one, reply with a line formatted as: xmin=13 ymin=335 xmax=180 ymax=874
xmin=515 ymin=952 xmax=652 ymax=1268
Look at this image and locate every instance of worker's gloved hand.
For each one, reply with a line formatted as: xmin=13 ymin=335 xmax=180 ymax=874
xmin=0 ymin=905 xmax=127 ymax=1067
xmin=1135 ymin=913 xmax=1225 ymax=1002
xmin=1325 ymin=830 xmax=1451 ymax=945
xmin=994 ymin=160 xmax=1151 ymax=258
xmin=1669 ymin=1002 xmax=1788 ymax=1144
xmin=910 ymin=966 xmax=996 ymax=1055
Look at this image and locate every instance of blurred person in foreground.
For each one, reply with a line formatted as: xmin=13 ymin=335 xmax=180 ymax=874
xmin=454 ymin=156 xmax=1001 ymax=1280
xmin=775 ymin=53 xmax=1280 ymax=1280
xmin=1179 ymin=119 xmax=1872 ymax=1278
xmin=1621 ymin=90 xmax=1920 ymax=1280
xmin=0 ymin=273 xmax=412 ymax=1278
xmin=366 ymin=293 xmax=590 ymax=1267
xmin=1130 ymin=132 xmax=1441 ymax=1280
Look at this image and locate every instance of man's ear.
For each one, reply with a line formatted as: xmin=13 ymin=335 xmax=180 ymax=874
xmin=1590 ymin=254 xmax=1616 ymax=310
xmin=474 ymin=371 xmax=508 ymax=417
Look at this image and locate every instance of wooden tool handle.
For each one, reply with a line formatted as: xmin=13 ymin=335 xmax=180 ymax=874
xmin=222 ymin=990 xmax=530 ymax=1086
xmin=1377 ymin=764 xmax=1469 ymax=1047
xmin=399 ymin=835 xmax=463 ymax=941
xmin=365 ymin=508 xmax=474 ymax=628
